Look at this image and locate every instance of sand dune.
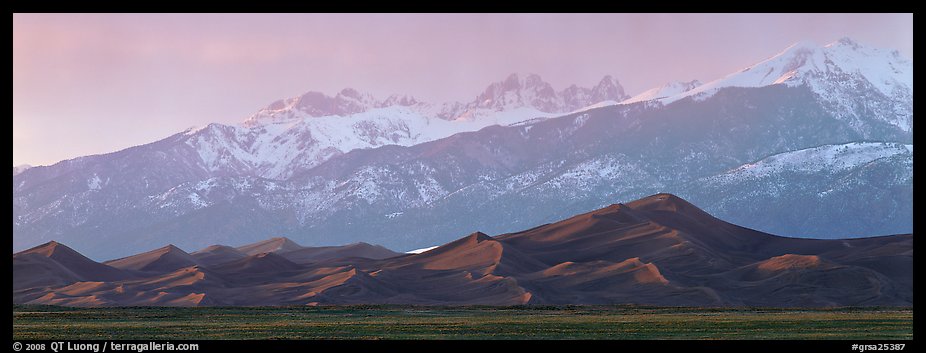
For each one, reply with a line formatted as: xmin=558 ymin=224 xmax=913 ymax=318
xmin=104 ymin=245 xmax=200 ymax=273
xmin=13 ymin=241 xmax=129 ymax=295
xmin=13 ymin=254 xmax=83 ymax=291
xmin=212 ymin=252 xmax=303 ymax=274
xmin=191 ymin=245 xmax=247 ymax=266
xmin=278 ymin=242 xmax=402 ymax=264
xmin=12 ymin=193 xmax=912 ymax=307
xmin=757 ymin=254 xmax=825 ymax=272
xmin=408 ymin=232 xmax=505 ymax=275
xmin=15 ymin=241 xmax=129 ymax=281
xmin=236 ymin=237 xmax=303 ymax=255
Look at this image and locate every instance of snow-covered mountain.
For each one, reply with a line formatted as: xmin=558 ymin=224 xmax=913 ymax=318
xmin=13 ymin=38 xmax=912 ymax=259
xmin=683 ymin=142 xmax=913 ymax=238
xmin=707 ymin=142 xmax=912 ymax=179
xmin=185 ymin=105 xmax=560 ymax=180
xmin=648 ymin=38 xmax=913 ymax=135
xmin=181 ymin=73 xmax=627 ymax=180
xmin=462 ymin=73 xmax=627 ymax=116
xmin=246 ymin=88 xmax=383 ymax=124
xmin=246 ymin=73 xmax=628 ymax=125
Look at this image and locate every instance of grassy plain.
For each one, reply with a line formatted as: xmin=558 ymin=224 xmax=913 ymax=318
xmin=12 ymin=305 xmax=912 ymax=340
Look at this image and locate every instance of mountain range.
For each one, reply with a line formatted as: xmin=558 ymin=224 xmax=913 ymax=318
xmin=12 ymin=37 xmax=912 ymax=259
xmin=12 ymin=194 xmax=912 ymax=307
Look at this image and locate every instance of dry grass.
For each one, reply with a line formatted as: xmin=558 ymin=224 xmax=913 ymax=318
xmin=12 ymin=305 xmax=913 ymax=340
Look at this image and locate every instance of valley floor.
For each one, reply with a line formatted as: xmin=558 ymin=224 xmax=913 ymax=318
xmin=12 ymin=305 xmax=912 ymax=340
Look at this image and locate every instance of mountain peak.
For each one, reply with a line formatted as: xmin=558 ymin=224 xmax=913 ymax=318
xmin=245 ymin=88 xmax=380 ymax=125
xmin=500 ymin=73 xmax=546 ymax=87
xmin=463 ymin=73 xmax=627 ymax=116
xmin=382 ymin=94 xmax=419 ymax=107
xmin=832 ymin=37 xmax=860 ymax=49
xmin=593 ymin=75 xmax=618 ymax=88
xmin=652 ymin=37 xmax=911 ymax=133
xmin=590 ymin=75 xmax=627 ymax=103
xmin=471 ymin=73 xmax=557 ymax=112
xmin=337 ymin=87 xmax=364 ymax=100
xmin=522 ymin=73 xmax=546 ymax=87
xmin=244 ymin=72 xmax=629 ymax=125
xmin=503 ymin=72 xmax=521 ymax=85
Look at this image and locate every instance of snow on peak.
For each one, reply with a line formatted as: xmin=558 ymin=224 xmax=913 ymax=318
xmin=661 ymin=38 xmax=911 ymax=104
xmin=453 ymin=73 xmax=628 ymax=120
xmin=663 ymin=41 xmax=827 ymax=104
xmin=821 ymin=37 xmax=913 ymax=98
xmin=182 ymin=72 xmax=644 ymax=180
xmin=470 ymin=73 xmax=560 ymax=112
xmin=382 ymin=94 xmax=420 ymax=107
xmin=622 ymin=80 xmax=702 ymax=104
xmin=183 ymin=104 xmax=560 ymax=180
xmin=590 ymin=75 xmax=627 ymax=103
xmin=832 ymin=37 xmax=860 ymax=49
xmin=244 ymin=88 xmax=386 ymax=126
xmin=182 ymin=124 xmax=213 ymax=136
xmin=653 ymin=37 xmax=912 ymax=133
xmin=244 ymin=73 xmax=629 ymax=128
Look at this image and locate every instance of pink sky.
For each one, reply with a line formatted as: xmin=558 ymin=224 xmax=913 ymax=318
xmin=13 ymin=13 xmax=913 ymax=167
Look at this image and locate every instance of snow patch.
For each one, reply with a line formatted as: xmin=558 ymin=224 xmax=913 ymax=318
xmin=569 ymin=100 xmax=621 ymax=114
xmin=713 ymin=142 xmax=912 ymax=181
xmin=87 ymin=175 xmax=102 ymax=191
xmin=183 ymin=105 xmax=558 ymax=180
xmin=622 ymin=80 xmax=702 ymax=104
xmin=634 ymin=38 xmax=913 ymax=134
xmin=573 ymin=114 xmax=590 ymax=129
xmin=406 ymin=246 xmax=438 ymax=254
xmin=188 ymin=193 xmax=209 ymax=209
